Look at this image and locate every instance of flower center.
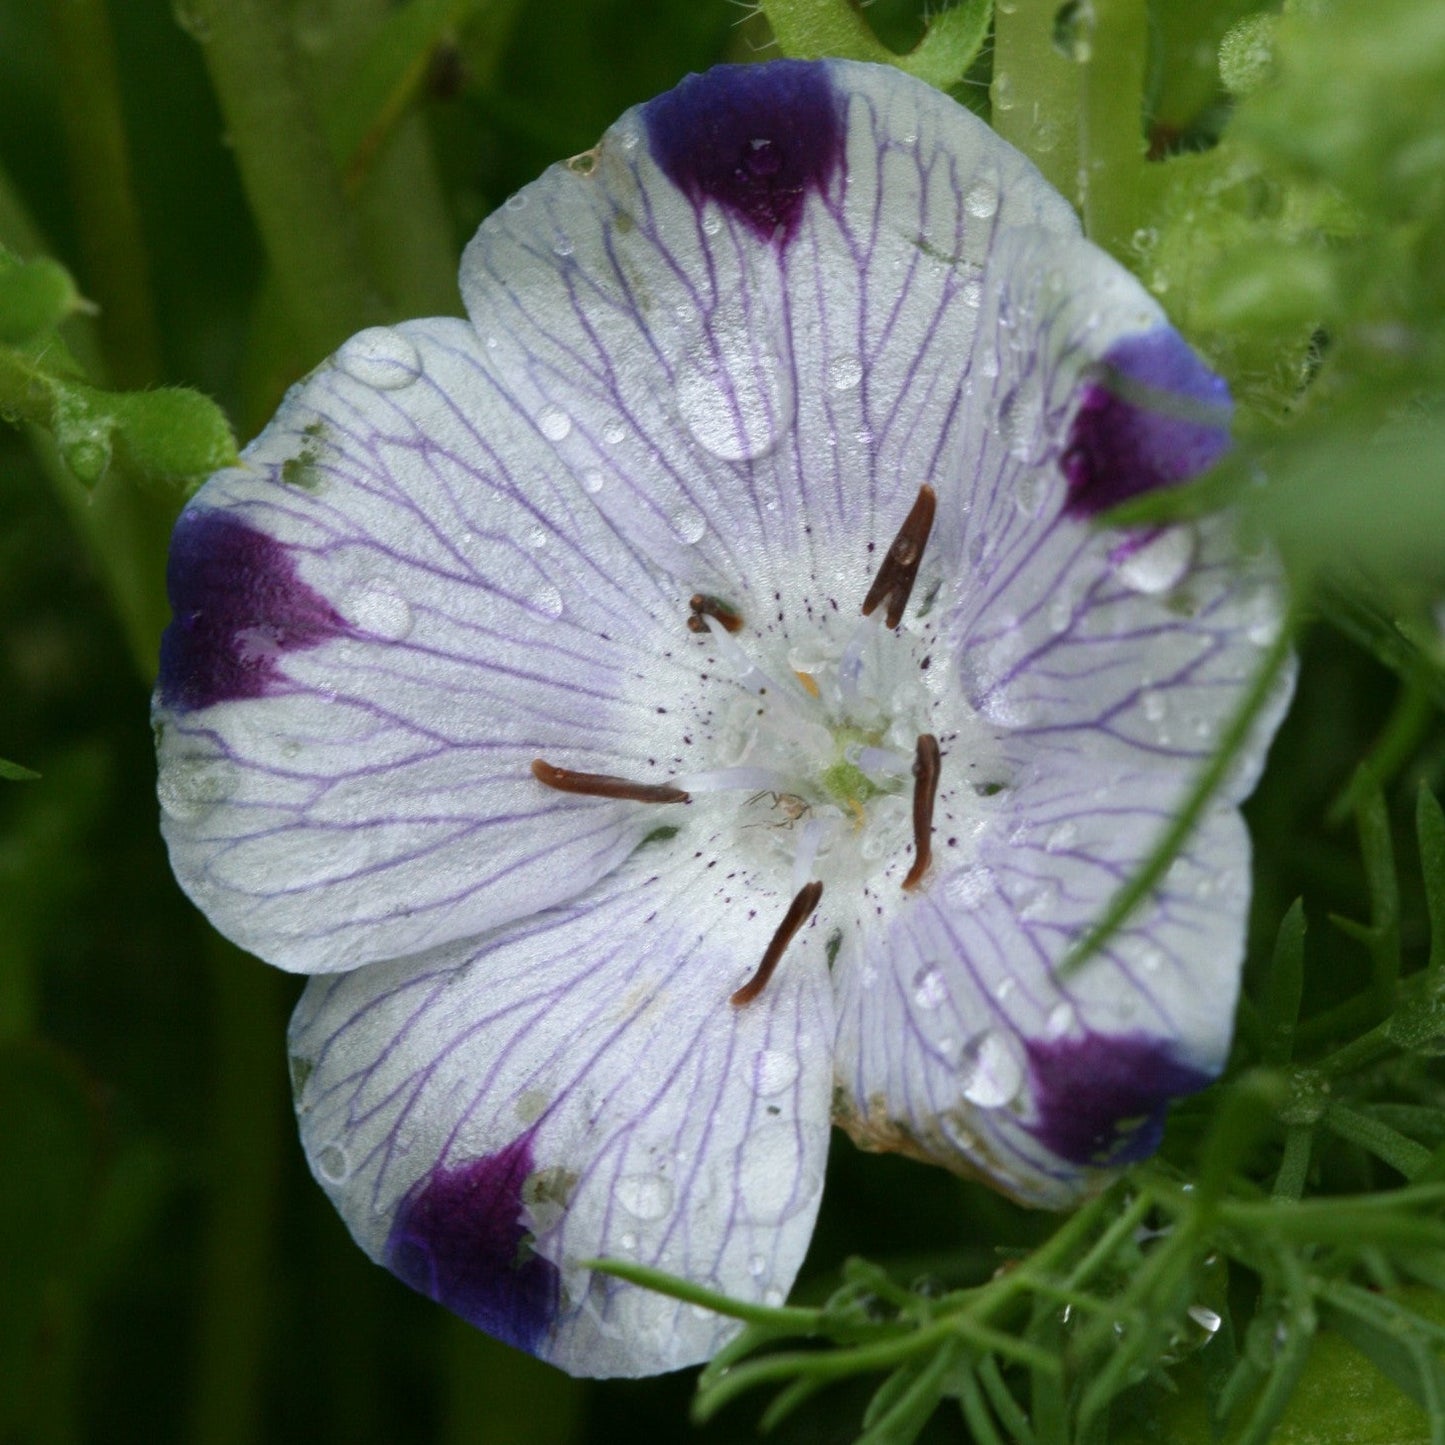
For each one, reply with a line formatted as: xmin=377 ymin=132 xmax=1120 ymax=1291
xmin=533 ymin=485 xmax=1004 ymax=1002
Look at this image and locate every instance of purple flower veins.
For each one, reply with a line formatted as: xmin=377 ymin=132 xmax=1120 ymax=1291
xmin=153 ymin=61 xmax=1292 ymax=1377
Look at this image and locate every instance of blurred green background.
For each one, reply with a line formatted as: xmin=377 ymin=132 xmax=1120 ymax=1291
xmin=2 ymin=1 xmax=1444 ymax=1442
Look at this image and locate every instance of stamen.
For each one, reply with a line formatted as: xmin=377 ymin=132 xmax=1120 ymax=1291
xmin=861 ymin=484 xmax=937 ymax=629
xmin=902 ymin=733 xmax=940 ymax=892
xmin=731 ymin=881 xmax=824 ymax=1007
xmin=687 ymin=594 xmax=743 ymax=633
xmin=532 ymin=758 xmax=689 ymax=804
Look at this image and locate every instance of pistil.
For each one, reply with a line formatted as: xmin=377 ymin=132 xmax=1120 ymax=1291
xmin=731 ymin=880 xmax=824 ymax=1006
xmin=902 ymin=733 xmax=940 ymax=892
xmin=861 ymin=484 xmax=937 ymax=629
xmin=532 ymin=759 xmax=690 ymax=804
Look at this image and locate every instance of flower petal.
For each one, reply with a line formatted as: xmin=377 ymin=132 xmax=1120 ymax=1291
xmin=155 ymin=318 xmax=702 ymax=972
xmin=287 ymin=845 xmax=834 ymax=1376
xmin=832 ymin=764 xmax=1252 ymax=1207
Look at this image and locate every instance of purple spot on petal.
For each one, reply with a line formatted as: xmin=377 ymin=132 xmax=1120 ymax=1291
xmin=157 ymin=510 xmax=348 ymax=712
xmin=1025 ymin=1032 xmax=1213 ymax=1167
xmin=643 ymin=61 xmax=844 ymax=247
xmin=385 ymin=1133 xmax=559 ymax=1355
xmin=1061 ymin=329 xmax=1233 ymax=518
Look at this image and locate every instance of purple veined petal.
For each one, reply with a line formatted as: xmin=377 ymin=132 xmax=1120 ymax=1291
xmin=457 ymin=59 xmax=1094 ymax=648
xmin=287 ymin=845 xmax=835 ymax=1377
xmin=154 ymin=318 xmax=709 ymax=973
xmin=955 ymin=509 xmax=1296 ymax=799
xmin=830 ymin=764 xmax=1252 ymax=1207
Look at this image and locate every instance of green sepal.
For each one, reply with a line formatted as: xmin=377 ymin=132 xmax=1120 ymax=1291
xmin=0 ymin=253 xmax=85 ymax=345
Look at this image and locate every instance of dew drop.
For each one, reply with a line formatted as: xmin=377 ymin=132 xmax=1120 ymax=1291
xmin=552 ymin=235 xmax=575 ymax=258
xmin=619 ymin=1231 xmax=639 ymax=1252
xmin=530 ymin=581 xmax=565 ymax=619
xmin=580 ymin=469 xmax=605 ymax=494
xmin=961 ymin=277 xmax=983 ymax=309
xmin=316 ymin=1142 xmax=350 ymax=1183
xmin=965 ymin=180 xmax=1000 ymax=219
xmin=1052 ymin=0 xmax=1096 ymax=63
xmin=827 ymin=354 xmax=863 ymax=391
xmin=348 ymin=583 xmax=414 ymax=641
xmin=669 ymin=504 xmax=706 ymax=544
xmin=763 ymin=1287 xmax=785 ymax=1307
xmin=1115 ymin=527 xmax=1195 ymax=595
xmin=912 ymin=964 xmax=948 ymax=1011
xmin=737 ymin=1122 xmax=821 ymax=1224
xmin=959 ymin=1031 xmax=1023 ymax=1108
xmin=991 ymin=72 xmax=1016 ymax=112
xmin=1141 ymin=690 xmax=1167 ymax=724
xmin=676 ymin=307 xmax=794 ymax=462
xmin=615 ymin=1173 xmax=674 ymax=1222
xmin=748 ymin=1254 xmax=769 ymax=1279
xmin=1045 ymin=1002 xmax=1075 ymax=1038
xmin=334 ymin=327 xmax=421 ymax=390
xmin=601 ymin=418 xmax=626 ymax=444
xmin=1045 ymin=820 xmax=1078 ymax=853
xmin=755 ymin=1049 xmax=800 ymax=1097
xmin=527 ymin=527 xmax=548 ymax=550
xmin=701 ymin=211 xmax=723 ymax=237
xmin=157 ymin=754 xmax=239 ymax=821
xmin=538 ymin=405 xmax=572 ymax=441
xmin=504 ymin=191 xmax=528 ymax=211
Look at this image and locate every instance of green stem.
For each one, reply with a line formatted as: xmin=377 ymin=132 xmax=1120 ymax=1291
xmin=1273 ymin=1125 xmax=1313 ymax=1201
xmin=188 ymin=934 xmax=288 ymax=1445
xmin=1326 ymin=680 xmax=1433 ymax=826
xmin=1078 ymin=0 xmax=1147 ymax=258
xmin=0 ymin=168 xmax=172 ymax=676
xmin=184 ymin=0 xmax=382 ymax=361
xmin=46 ymin=0 xmax=162 ymax=387
xmin=990 ymin=0 xmax=1082 ymax=203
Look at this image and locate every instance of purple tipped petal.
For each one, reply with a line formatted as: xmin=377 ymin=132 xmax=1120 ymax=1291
xmin=158 ymin=510 xmax=349 ymax=712
xmin=1061 ymin=329 xmax=1233 ymax=518
xmin=1024 ymin=1032 xmax=1211 ymax=1166
xmin=386 ymin=1132 xmax=560 ymax=1353
xmin=289 ymin=849 xmax=834 ymax=1376
xmin=643 ymin=62 xmax=844 ymax=246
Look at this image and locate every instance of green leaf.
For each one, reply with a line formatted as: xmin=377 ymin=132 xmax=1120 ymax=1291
xmin=1262 ymin=899 xmax=1307 ymax=1067
xmin=1418 ymin=787 xmax=1445 ymax=979
xmin=0 ymin=758 xmax=39 ymax=781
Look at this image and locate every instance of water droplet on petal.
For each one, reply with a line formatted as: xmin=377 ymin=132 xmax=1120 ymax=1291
xmin=317 ymin=1142 xmax=350 ymax=1183
xmin=748 ymin=1254 xmax=768 ymax=1279
xmin=912 ymin=964 xmax=948 ymax=1011
xmin=619 ymin=1231 xmax=638 ymax=1251
xmin=538 ymin=405 xmax=572 ymax=441
xmin=504 ymin=191 xmax=528 ymax=211
xmin=676 ymin=303 xmax=794 ymax=461
xmin=1115 ymin=527 xmax=1195 ymax=594
xmin=827 ymin=354 xmax=863 ymax=391
xmin=992 ymin=72 xmax=1016 ymax=112
xmin=580 ymin=469 xmax=605 ymax=494
xmin=755 ymin=1050 xmax=799 ymax=1096
xmin=1141 ymin=690 xmax=1167 ymax=724
xmin=965 ymin=180 xmax=999 ymax=219
xmin=552 ymin=234 xmax=575 ymax=257
xmin=158 ymin=754 xmax=239 ymax=821
xmin=669 ymin=504 xmax=706 ymax=544
xmin=615 ymin=1173 xmax=674 ymax=1221
xmin=961 ymin=277 xmax=983 ymax=308
xmin=1045 ymin=1002 xmax=1075 ymax=1038
xmin=601 ymin=418 xmax=626 ymax=444
xmin=348 ymin=583 xmax=414 ymax=641
xmin=960 ymin=1031 xmax=1023 ymax=1108
xmin=737 ymin=1122 xmax=821 ymax=1224
xmin=763 ymin=1287 xmax=785 ymax=1307
xmin=1045 ymin=821 xmax=1078 ymax=853
xmin=530 ymin=581 xmax=565 ymax=619
xmin=335 ymin=327 xmax=421 ymax=390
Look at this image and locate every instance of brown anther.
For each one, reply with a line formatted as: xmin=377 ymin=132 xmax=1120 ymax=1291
xmin=731 ymin=881 xmax=824 ymax=1006
xmin=902 ymin=733 xmax=940 ymax=892
xmin=687 ymin=593 xmax=744 ymax=634
xmin=861 ymin=484 xmax=937 ymax=629
xmin=531 ymin=758 xmax=689 ymax=804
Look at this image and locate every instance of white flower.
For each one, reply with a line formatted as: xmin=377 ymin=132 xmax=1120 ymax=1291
xmin=154 ymin=60 xmax=1291 ymax=1377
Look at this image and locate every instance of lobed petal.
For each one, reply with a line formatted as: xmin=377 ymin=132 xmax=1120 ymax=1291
xmin=156 ymin=319 xmax=704 ymax=972
xmin=287 ymin=843 xmax=834 ymax=1376
xmin=833 ymin=766 xmax=1251 ymax=1205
